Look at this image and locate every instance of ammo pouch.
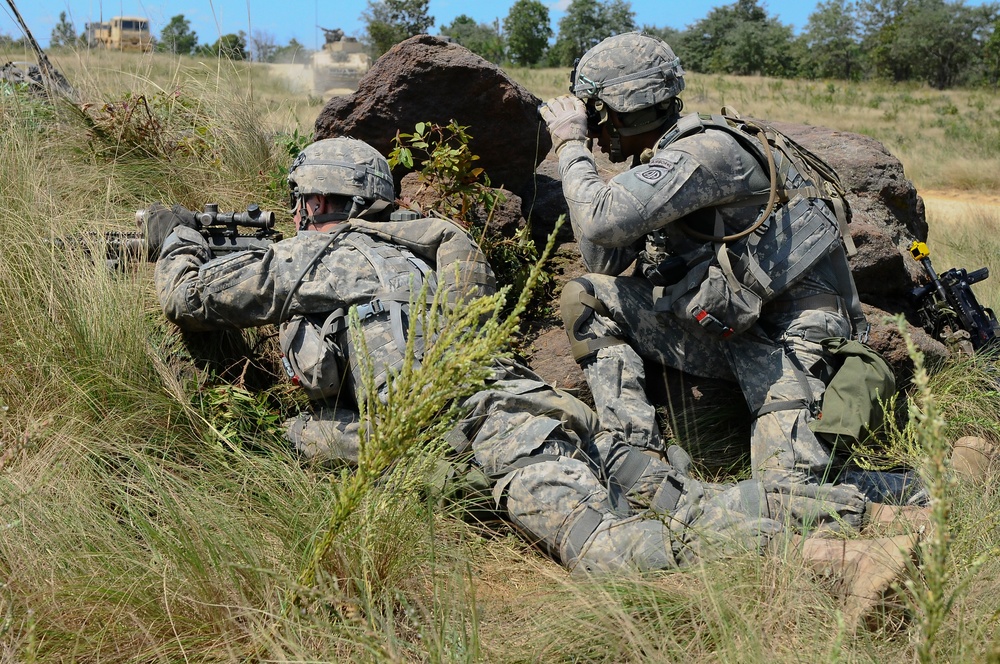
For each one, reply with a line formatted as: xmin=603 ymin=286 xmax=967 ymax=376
xmin=809 ymin=337 xmax=896 ymax=447
xmin=654 ymin=196 xmax=841 ymax=339
xmin=656 ymin=257 xmax=762 ymax=338
xmin=279 ymin=311 xmax=347 ymax=401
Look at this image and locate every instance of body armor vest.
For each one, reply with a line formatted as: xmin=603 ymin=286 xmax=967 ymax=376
xmin=280 ymin=230 xmax=437 ymax=403
xmin=648 ymin=111 xmax=866 ymax=339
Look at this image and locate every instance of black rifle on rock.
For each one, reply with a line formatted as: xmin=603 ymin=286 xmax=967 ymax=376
xmin=909 ymin=240 xmax=999 ymax=353
xmin=56 ymin=203 xmax=283 ymax=270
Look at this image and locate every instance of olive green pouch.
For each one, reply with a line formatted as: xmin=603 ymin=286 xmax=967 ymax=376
xmin=809 ymin=337 xmax=896 ymax=446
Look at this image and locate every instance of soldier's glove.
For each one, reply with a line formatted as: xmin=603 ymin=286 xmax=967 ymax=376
xmin=539 ymin=95 xmax=589 ymax=154
xmin=141 ymin=202 xmax=199 ymax=259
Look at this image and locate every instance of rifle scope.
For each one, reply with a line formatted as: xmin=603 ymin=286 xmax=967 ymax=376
xmin=197 ymin=203 xmax=276 ymax=229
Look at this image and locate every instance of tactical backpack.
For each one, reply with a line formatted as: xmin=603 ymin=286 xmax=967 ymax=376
xmin=279 ymin=217 xmax=495 ymax=403
xmin=649 ymin=108 xmax=867 ymax=341
xmin=279 ymin=231 xmax=437 ymax=403
xmin=649 ymin=110 xmax=896 ymax=440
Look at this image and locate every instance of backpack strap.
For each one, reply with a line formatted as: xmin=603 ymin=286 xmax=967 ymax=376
xmin=767 ymin=130 xmax=856 ymax=257
xmin=659 ymin=109 xmax=854 ymax=255
xmin=345 ymin=233 xmax=434 ymax=366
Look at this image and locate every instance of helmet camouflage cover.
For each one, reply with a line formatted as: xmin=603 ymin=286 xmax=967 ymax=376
xmin=288 ymin=137 xmax=395 ymax=204
xmin=571 ymin=32 xmax=685 ymax=113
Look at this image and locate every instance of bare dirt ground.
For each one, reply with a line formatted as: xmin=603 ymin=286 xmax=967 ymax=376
xmin=922 ymin=189 xmax=1000 ymax=223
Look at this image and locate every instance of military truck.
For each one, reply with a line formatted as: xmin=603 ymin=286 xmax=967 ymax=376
xmin=312 ymin=27 xmax=370 ymax=96
xmin=85 ymin=17 xmax=153 ymax=52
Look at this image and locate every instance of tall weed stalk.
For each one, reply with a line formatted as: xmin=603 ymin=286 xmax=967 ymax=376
xmin=899 ymin=319 xmax=955 ymax=661
xmin=897 ymin=317 xmax=1000 ymax=662
xmin=288 ymin=218 xmax=564 ymax=610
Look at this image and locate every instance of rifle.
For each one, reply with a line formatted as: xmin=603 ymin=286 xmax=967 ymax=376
xmin=909 ymin=240 xmax=999 ymax=353
xmin=154 ymin=202 xmax=283 ymax=257
xmin=57 ymin=203 xmax=283 ymax=270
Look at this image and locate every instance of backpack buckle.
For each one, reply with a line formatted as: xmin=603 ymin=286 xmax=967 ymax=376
xmin=854 ymin=322 xmax=871 ymax=344
xmin=693 ymin=308 xmax=735 ymax=338
xmin=356 ymin=298 xmax=385 ymax=320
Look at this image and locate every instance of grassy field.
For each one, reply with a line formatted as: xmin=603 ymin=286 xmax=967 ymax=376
xmin=1 ymin=48 xmax=999 ymax=661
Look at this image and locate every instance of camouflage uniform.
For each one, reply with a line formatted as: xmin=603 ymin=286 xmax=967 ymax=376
xmin=156 ymin=211 xmax=786 ymax=572
xmin=544 ymin=34 xmax=920 ymax=526
xmin=153 ymin=136 xmax=787 ymax=573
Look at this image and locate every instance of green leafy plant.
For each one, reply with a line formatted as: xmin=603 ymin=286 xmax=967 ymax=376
xmin=197 ymin=385 xmax=286 ymax=450
xmin=266 ymin=127 xmax=312 ymax=197
xmin=389 ymin=120 xmax=501 ymax=221
xmin=388 ymin=120 xmax=544 ymax=299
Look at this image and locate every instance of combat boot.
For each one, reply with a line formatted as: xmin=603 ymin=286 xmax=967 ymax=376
xmin=797 ymin=534 xmax=918 ymax=630
xmin=864 ymin=502 xmax=933 ymax=536
xmin=952 ymin=436 xmax=999 ymax=481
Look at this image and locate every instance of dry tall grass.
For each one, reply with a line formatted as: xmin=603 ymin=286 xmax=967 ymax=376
xmin=0 ymin=50 xmax=997 ymax=662
xmin=924 ymin=202 xmax=1000 ymax=310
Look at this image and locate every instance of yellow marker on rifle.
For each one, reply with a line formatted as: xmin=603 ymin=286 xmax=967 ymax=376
xmin=908 ymin=238 xmax=999 ymax=351
xmin=909 ymin=240 xmax=930 ymax=261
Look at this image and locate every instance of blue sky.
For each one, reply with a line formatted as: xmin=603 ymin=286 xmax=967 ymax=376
xmin=8 ymin=1 xmax=819 ymax=50
xmin=0 ymin=0 xmax=989 ymax=50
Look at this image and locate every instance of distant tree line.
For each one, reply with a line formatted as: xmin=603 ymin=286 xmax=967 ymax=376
xmin=157 ymin=14 xmax=309 ymax=61
xmin=9 ymin=0 xmax=1000 ymax=88
xmin=0 ymin=13 xmax=309 ymax=64
xmin=364 ymin=0 xmax=1000 ymax=89
xmin=155 ymin=15 xmax=309 ymax=63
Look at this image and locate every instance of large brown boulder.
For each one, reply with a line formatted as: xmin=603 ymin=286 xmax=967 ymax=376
xmin=767 ymin=122 xmax=947 ymax=374
xmin=314 ymin=35 xmax=550 ymax=195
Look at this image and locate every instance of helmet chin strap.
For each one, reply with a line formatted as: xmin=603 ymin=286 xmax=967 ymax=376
xmin=347 ymin=195 xmax=366 ymax=219
xmin=600 ymin=102 xmax=680 ymax=164
xmin=602 ymin=109 xmax=677 ymax=163
xmin=608 ymin=128 xmax=626 ymax=163
xmin=595 ymin=102 xmax=627 ymax=163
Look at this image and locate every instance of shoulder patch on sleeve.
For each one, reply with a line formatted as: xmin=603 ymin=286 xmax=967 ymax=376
xmin=634 ymin=152 xmax=682 ymax=185
xmin=637 ymin=167 xmax=666 ymax=184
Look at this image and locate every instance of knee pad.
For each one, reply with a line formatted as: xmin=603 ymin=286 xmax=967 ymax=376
xmin=560 ymin=278 xmax=626 ymax=364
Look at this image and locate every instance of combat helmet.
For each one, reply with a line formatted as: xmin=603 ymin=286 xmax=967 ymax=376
xmin=288 ymin=137 xmax=395 ymax=225
xmin=571 ymin=32 xmax=685 ymax=113
xmin=570 ymin=33 xmax=685 ymax=162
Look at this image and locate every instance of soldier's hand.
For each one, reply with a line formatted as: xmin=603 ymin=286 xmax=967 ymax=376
xmin=140 ymin=203 xmax=199 ymax=259
xmin=539 ymin=95 xmax=589 ymax=154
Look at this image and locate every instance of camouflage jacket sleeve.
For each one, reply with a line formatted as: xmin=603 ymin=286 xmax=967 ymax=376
xmin=155 ymin=226 xmax=380 ymax=332
xmin=557 ymin=131 xmax=769 ymax=272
